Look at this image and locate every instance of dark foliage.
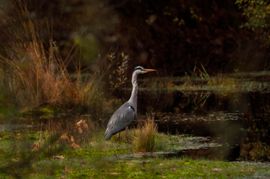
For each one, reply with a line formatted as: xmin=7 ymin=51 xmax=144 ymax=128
xmin=108 ymin=0 xmax=270 ymax=74
xmin=1 ymin=0 xmax=269 ymax=75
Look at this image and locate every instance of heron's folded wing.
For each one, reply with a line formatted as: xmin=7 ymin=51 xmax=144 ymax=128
xmin=106 ymin=103 xmax=136 ymax=135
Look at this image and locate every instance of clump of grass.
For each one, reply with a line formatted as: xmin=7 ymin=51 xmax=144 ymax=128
xmin=132 ymin=118 xmax=158 ymax=153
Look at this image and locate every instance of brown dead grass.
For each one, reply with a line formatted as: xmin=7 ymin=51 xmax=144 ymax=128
xmin=132 ymin=118 xmax=157 ymax=152
xmin=0 ymin=2 xmax=97 ymax=108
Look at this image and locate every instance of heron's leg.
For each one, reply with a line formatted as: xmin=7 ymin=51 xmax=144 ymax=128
xmin=125 ymin=127 xmax=128 ymax=142
xmin=118 ymin=133 xmax=120 ymax=141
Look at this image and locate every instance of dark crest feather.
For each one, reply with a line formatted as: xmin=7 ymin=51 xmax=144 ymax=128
xmin=134 ymin=66 xmax=144 ymax=71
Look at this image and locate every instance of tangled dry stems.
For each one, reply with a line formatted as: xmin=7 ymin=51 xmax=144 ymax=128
xmin=0 ymin=6 xmax=97 ymax=109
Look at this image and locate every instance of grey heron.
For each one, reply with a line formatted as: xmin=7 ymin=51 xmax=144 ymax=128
xmin=104 ymin=66 xmax=156 ymax=140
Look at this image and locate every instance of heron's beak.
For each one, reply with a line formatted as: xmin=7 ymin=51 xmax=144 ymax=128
xmin=144 ymin=68 xmax=157 ymax=73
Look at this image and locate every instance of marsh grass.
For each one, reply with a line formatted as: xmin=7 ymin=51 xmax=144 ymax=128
xmin=0 ymin=3 xmax=101 ymax=110
xmin=111 ymin=129 xmax=133 ymax=143
xmin=0 ymin=131 xmax=64 ymax=178
xmin=1 ymin=128 xmax=270 ymax=178
xmin=240 ymin=141 xmax=270 ymax=161
xmin=132 ymin=119 xmax=158 ymax=152
xmin=142 ymin=64 xmax=245 ymax=94
xmin=109 ymin=118 xmax=166 ymax=153
xmin=190 ymin=64 xmax=238 ymax=93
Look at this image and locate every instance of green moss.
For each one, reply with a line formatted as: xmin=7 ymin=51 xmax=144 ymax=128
xmin=21 ymin=105 xmax=58 ymax=119
xmin=1 ymin=129 xmax=270 ymax=178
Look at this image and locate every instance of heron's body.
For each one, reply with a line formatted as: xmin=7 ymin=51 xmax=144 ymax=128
xmin=104 ymin=66 xmax=156 ymax=140
xmin=104 ymin=102 xmax=136 ymax=139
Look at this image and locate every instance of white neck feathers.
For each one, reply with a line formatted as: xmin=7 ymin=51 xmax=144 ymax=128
xmin=128 ymin=71 xmax=138 ymax=111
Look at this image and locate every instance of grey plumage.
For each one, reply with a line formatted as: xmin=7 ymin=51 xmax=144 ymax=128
xmin=104 ymin=66 xmax=156 ymax=140
xmin=104 ymin=102 xmax=136 ymax=140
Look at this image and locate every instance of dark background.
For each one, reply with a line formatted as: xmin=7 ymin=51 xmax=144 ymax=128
xmin=1 ymin=0 xmax=269 ymax=76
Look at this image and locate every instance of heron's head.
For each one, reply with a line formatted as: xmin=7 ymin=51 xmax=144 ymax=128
xmin=134 ymin=66 xmax=157 ymax=74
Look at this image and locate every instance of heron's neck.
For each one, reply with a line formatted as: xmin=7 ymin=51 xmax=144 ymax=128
xmin=128 ymin=72 xmax=138 ymax=110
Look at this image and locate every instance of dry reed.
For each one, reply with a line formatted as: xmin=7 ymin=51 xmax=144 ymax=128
xmin=0 ymin=2 xmax=97 ymax=109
